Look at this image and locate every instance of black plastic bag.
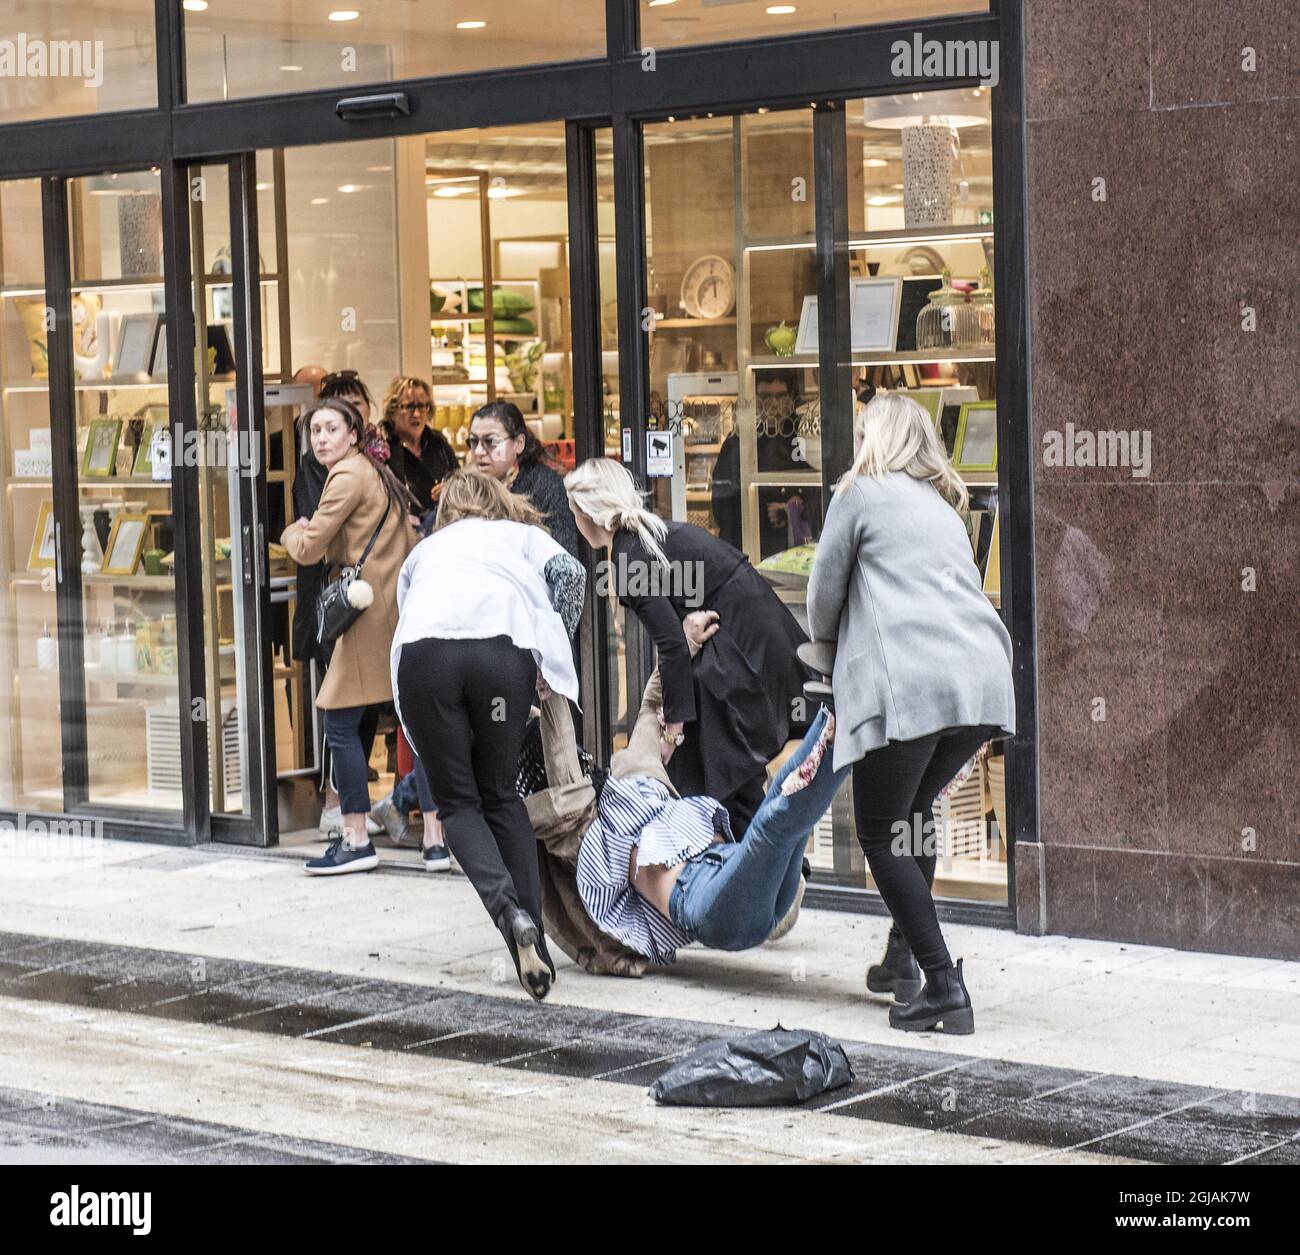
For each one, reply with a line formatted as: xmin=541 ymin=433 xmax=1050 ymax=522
xmin=649 ymin=1027 xmax=854 ymax=1107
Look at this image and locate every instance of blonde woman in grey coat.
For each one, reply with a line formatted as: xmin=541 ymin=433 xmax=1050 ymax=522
xmin=808 ymin=393 xmax=1014 ymax=1035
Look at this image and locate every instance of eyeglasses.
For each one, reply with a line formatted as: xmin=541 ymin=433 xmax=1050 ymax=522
xmin=322 ymin=369 xmax=359 ymax=385
xmin=396 ymin=401 xmax=432 ymax=413
xmin=465 ymin=435 xmax=505 ymax=452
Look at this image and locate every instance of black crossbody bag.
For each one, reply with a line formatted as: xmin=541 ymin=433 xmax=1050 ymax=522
xmin=314 ymin=496 xmax=392 ymax=646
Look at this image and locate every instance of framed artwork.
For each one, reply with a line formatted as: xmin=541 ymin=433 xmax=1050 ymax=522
xmin=114 ymin=312 xmax=160 ymax=378
xmin=907 ymin=388 xmax=945 ymax=421
xmin=27 ymin=500 xmax=57 ymax=571
xmin=793 ymin=278 xmax=904 ymax=355
xmin=101 ymin=512 xmax=150 ymax=576
xmin=896 ymin=276 xmax=944 ymax=353
xmin=133 ymin=408 xmax=170 ymax=476
xmin=953 ymin=401 xmax=998 ymax=473
xmin=150 ymin=320 xmax=168 ymax=379
xmin=82 ymin=418 xmax=122 ymax=478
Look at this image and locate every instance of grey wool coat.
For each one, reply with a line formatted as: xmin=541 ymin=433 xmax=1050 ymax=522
xmin=807 ymin=471 xmax=1015 ymax=771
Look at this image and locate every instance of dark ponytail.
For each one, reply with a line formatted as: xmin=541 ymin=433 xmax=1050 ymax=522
xmin=471 ymin=400 xmax=546 ymax=468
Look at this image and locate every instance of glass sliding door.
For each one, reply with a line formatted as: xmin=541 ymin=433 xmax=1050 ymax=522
xmin=59 ymin=168 xmax=183 ymax=819
xmin=0 ymin=178 xmax=63 ymax=812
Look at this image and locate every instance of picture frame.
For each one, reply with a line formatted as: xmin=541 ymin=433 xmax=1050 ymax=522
xmin=133 ymin=408 xmax=170 ymax=476
xmin=82 ymin=418 xmax=123 ymax=478
xmin=101 ymin=512 xmax=150 ymax=577
xmin=983 ymin=508 xmax=1002 ymax=605
xmin=150 ymin=320 xmax=168 ymax=379
xmin=952 ymin=401 xmax=998 ymax=474
xmin=113 ymin=312 xmax=160 ymax=379
xmin=793 ymin=277 xmax=904 ymax=355
xmin=27 ymin=500 xmax=57 ymax=571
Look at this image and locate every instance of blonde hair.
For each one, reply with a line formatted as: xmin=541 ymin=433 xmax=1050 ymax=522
xmin=839 ymin=392 xmax=969 ymax=513
xmin=564 ymin=457 xmax=670 ymax=567
xmin=380 ymin=375 xmax=432 ymax=437
xmin=434 ymin=468 xmax=546 ymax=532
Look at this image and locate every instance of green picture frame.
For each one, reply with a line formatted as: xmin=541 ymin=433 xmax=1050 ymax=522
xmin=82 ymin=417 xmax=122 ymax=478
xmin=132 ymin=408 xmax=170 ymax=476
xmin=952 ymin=401 xmax=998 ymax=474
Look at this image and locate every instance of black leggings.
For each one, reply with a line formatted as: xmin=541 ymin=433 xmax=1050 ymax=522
xmin=397 ymin=636 xmax=540 ymax=929
xmin=852 ymin=725 xmax=998 ymax=973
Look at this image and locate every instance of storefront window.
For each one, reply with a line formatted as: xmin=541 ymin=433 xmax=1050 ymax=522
xmin=842 ymin=84 xmax=1004 ymax=902
xmin=65 ymin=168 xmax=182 ymax=817
xmin=0 ymin=1 xmax=158 ymax=123
xmin=639 ymin=0 xmax=987 ymax=51
xmin=184 ymin=0 xmax=605 ymax=103
xmin=0 ymin=179 xmax=63 ymax=811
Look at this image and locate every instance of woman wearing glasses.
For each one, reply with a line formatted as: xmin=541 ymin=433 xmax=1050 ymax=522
xmin=382 ymin=376 xmax=458 ymax=515
xmin=468 ymin=401 xmax=578 ymax=557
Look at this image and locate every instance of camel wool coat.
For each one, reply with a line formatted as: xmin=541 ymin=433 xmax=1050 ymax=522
xmin=281 ymin=450 xmax=416 ymax=710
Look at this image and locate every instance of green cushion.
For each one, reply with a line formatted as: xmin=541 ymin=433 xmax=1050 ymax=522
xmin=469 ymin=317 xmax=536 ymax=336
xmin=467 ymin=287 xmax=535 ymax=316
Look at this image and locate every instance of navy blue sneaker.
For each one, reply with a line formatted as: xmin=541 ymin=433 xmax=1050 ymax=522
xmin=305 ymin=836 xmax=380 ymax=876
xmin=422 ymin=842 xmax=452 ymax=872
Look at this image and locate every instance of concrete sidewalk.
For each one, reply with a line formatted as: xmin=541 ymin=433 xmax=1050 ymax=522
xmin=1 ymin=835 xmax=1297 ymax=1163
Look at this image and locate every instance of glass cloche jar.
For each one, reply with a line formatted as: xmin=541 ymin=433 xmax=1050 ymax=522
xmin=915 ymin=268 xmax=969 ymax=351
xmin=970 ymin=266 xmax=996 ymax=347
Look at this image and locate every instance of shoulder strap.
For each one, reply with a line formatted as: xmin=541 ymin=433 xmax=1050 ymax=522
xmin=354 ymin=495 xmax=392 ymax=572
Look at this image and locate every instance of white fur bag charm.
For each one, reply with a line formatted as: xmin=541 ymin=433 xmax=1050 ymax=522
xmin=346 ymin=578 xmax=374 ymax=609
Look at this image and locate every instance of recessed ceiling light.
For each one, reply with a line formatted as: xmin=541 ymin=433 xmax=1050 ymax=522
xmin=337 ymin=184 xmax=364 ymax=193
xmin=456 ymin=19 xmax=486 ymax=29
xmin=311 ymin=197 xmax=329 ymax=205
xmin=432 ymin=186 xmax=474 ymax=198
xmin=255 ymin=182 xmax=271 ymax=191
xmin=328 ymin=10 xmax=360 ymax=22
xmin=866 ymin=195 xmax=896 ymax=206
xmin=280 ymin=64 xmax=303 ymax=72
xmin=864 ymin=158 xmax=888 ymax=168
xmin=648 ymin=0 xmax=677 ymax=6
xmin=183 ymin=1 xmax=208 ymax=12
xmin=487 ymin=185 xmax=523 ymax=199
xmin=766 ymin=5 xmax=797 ymax=13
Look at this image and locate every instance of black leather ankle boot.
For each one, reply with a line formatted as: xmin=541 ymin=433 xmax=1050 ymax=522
xmin=888 ymin=958 xmax=974 ymax=1034
xmin=498 ymin=906 xmax=552 ymax=1002
xmin=866 ymin=925 xmax=923 ymax=1002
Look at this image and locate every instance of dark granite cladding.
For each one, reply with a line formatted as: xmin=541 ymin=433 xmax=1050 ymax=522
xmin=1025 ymin=0 xmax=1300 ymax=959
xmin=1024 ymin=0 xmax=1151 ymax=121
xmin=1028 ymin=101 xmax=1300 ymax=487
xmin=6 ymin=930 xmax=1300 ymax=1163
xmin=1150 ymin=0 xmax=1300 ymax=108
xmin=1013 ymin=839 xmax=1045 ymax=935
xmin=1045 ymin=848 xmax=1300 ymax=960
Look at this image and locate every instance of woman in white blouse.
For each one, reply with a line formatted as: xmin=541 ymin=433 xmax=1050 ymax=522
xmin=392 ymin=470 xmax=584 ymax=1002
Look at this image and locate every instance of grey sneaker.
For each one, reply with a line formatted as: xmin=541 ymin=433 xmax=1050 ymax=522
xmin=369 ymin=794 xmax=413 ymax=845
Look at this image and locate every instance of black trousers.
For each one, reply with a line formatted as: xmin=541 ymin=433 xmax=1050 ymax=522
xmin=397 ymin=635 xmax=541 ymax=930
xmin=852 ymin=725 xmax=999 ymax=973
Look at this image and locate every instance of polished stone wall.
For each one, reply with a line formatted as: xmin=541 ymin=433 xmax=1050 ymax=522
xmin=1020 ymin=0 xmax=1299 ymax=957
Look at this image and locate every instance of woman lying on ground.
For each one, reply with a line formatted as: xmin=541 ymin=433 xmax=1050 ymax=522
xmin=574 ymin=613 xmax=836 ymax=967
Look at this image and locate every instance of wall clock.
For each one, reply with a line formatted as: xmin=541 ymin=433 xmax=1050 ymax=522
xmin=679 ymin=254 xmax=736 ymax=320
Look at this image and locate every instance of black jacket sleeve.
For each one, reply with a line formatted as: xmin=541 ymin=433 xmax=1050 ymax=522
xmin=616 ymin=534 xmax=695 ymax=726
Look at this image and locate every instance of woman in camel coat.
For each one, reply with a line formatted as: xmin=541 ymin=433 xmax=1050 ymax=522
xmin=281 ymin=397 xmax=418 ymax=874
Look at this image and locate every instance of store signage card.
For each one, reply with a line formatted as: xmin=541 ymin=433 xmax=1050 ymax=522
xmin=14 ymin=449 xmax=51 ymax=478
xmin=646 ymin=430 xmax=674 ymax=478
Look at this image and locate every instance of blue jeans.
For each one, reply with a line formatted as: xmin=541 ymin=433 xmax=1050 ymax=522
xmin=324 ymin=705 xmax=372 ymax=815
xmin=669 ymin=707 xmax=848 ymax=951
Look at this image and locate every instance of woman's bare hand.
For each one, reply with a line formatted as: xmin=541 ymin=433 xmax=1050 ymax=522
xmin=683 ymin=609 xmax=720 ymax=649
